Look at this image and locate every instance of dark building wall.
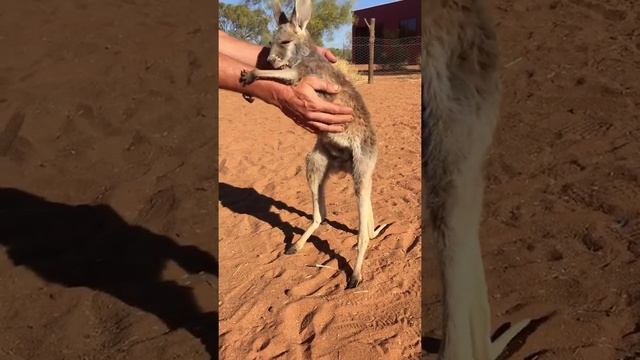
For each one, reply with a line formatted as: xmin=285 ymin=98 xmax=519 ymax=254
xmin=351 ymin=0 xmax=421 ymax=65
xmin=353 ymin=0 xmax=421 ymax=39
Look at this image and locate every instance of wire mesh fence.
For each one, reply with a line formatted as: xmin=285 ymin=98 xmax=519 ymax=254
xmin=349 ymin=36 xmax=421 ymax=75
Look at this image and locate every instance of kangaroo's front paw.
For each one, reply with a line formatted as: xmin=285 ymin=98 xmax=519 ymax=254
xmin=240 ymin=69 xmax=256 ymax=86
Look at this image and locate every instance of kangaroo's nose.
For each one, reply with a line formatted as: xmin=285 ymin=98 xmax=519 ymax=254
xmin=267 ymin=55 xmax=277 ymax=63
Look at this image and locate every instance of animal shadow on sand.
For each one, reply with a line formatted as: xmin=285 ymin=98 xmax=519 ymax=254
xmin=0 ymin=188 xmax=218 ymax=359
xmin=219 ymin=182 xmax=357 ymax=278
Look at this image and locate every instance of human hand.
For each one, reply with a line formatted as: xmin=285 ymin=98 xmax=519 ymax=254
xmin=315 ymin=46 xmax=338 ymax=63
xmin=275 ymin=76 xmax=353 ymax=133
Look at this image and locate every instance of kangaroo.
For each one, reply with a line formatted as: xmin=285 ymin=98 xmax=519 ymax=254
xmin=422 ymin=1 xmax=531 ymax=359
xmin=240 ymin=0 xmax=389 ymax=289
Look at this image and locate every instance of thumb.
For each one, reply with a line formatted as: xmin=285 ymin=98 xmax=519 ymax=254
xmin=324 ymin=49 xmax=337 ymax=63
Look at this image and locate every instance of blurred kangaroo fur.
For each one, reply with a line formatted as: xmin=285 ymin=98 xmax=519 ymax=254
xmin=240 ymin=0 xmax=389 ymax=289
xmin=422 ymin=1 xmax=531 ymax=359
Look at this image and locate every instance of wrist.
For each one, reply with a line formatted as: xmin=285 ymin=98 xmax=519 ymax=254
xmin=252 ymin=81 xmax=290 ymax=108
xmin=239 ymin=80 xmax=288 ymax=108
xmin=270 ymin=83 xmax=292 ymax=108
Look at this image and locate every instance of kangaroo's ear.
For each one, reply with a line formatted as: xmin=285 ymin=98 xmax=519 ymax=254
xmin=291 ymin=0 xmax=312 ymax=32
xmin=271 ymin=0 xmax=288 ymax=25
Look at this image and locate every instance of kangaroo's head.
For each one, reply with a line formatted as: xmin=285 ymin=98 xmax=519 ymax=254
xmin=267 ymin=0 xmax=313 ymax=69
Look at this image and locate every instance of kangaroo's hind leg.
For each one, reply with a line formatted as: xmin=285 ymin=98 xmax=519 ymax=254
xmin=426 ymin=115 xmax=531 ymax=360
xmin=346 ymin=150 xmax=380 ymax=289
xmin=427 ymin=152 xmax=493 ymax=359
xmin=285 ymin=143 xmax=330 ymax=255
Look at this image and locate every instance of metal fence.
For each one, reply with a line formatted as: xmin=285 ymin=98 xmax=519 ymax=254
xmin=350 ymin=36 xmax=421 ymax=74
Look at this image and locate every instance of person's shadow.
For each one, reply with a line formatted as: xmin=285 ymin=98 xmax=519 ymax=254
xmin=0 ymin=188 xmax=218 ymax=358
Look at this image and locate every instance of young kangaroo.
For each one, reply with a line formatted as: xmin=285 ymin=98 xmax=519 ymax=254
xmin=422 ymin=1 xmax=531 ymax=359
xmin=240 ymin=0 xmax=388 ymax=289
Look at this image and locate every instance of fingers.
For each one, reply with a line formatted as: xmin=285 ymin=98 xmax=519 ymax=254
xmin=309 ymin=121 xmax=345 ymax=133
xmin=293 ymin=114 xmax=347 ymax=133
xmin=324 ymin=49 xmax=337 ymax=63
xmin=300 ymin=79 xmax=353 ymax=116
xmin=297 ymin=77 xmax=353 ymax=117
xmin=305 ymin=111 xmax=352 ymax=125
xmin=310 ymin=100 xmax=353 ymax=116
xmin=290 ymin=113 xmax=345 ymax=133
xmin=298 ymin=123 xmax=317 ymax=133
xmin=286 ymin=112 xmax=318 ymax=134
xmin=303 ymin=76 xmax=341 ymax=94
xmin=315 ymin=46 xmax=338 ymax=63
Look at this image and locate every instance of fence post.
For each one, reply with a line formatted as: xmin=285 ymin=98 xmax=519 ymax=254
xmin=364 ymin=18 xmax=375 ymax=84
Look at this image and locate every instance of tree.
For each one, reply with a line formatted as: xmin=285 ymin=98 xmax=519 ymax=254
xmin=243 ymin=0 xmax=354 ymax=47
xmin=219 ymin=3 xmax=271 ymax=45
xmin=306 ymin=0 xmax=354 ymax=46
xmin=342 ymin=29 xmax=352 ymax=61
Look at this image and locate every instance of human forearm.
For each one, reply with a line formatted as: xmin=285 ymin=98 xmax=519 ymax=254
xmin=218 ymin=52 xmax=284 ymax=106
xmin=218 ymin=30 xmax=271 ymax=68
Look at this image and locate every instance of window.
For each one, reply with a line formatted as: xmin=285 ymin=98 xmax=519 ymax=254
xmin=399 ymin=18 xmax=417 ymax=37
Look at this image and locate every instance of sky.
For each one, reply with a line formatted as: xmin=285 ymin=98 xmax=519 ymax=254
xmin=219 ymin=0 xmax=400 ymax=48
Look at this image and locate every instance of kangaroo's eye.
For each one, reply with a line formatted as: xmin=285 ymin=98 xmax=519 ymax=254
xmin=280 ymin=40 xmax=292 ymax=45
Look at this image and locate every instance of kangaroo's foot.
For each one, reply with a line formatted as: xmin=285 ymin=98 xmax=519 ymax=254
xmin=489 ymin=318 xmax=531 ymax=359
xmin=372 ymin=223 xmax=390 ymax=238
xmin=346 ymin=273 xmax=361 ymax=289
xmin=284 ymin=243 xmax=299 ymax=255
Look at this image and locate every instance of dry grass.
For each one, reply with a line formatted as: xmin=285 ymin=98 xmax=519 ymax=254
xmin=334 ymin=58 xmax=367 ymax=84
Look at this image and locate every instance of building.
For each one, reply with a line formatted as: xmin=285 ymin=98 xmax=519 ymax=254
xmin=351 ymin=0 xmax=421 ymax=65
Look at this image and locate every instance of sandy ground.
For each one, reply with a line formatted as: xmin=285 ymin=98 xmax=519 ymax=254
xmin=0 ymin=1 xmax=217 ymax=359
xmin=423 ymin=0 xmax=640 ymax=359
xmin=218 ymin=74 xmax=421 ymax=359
